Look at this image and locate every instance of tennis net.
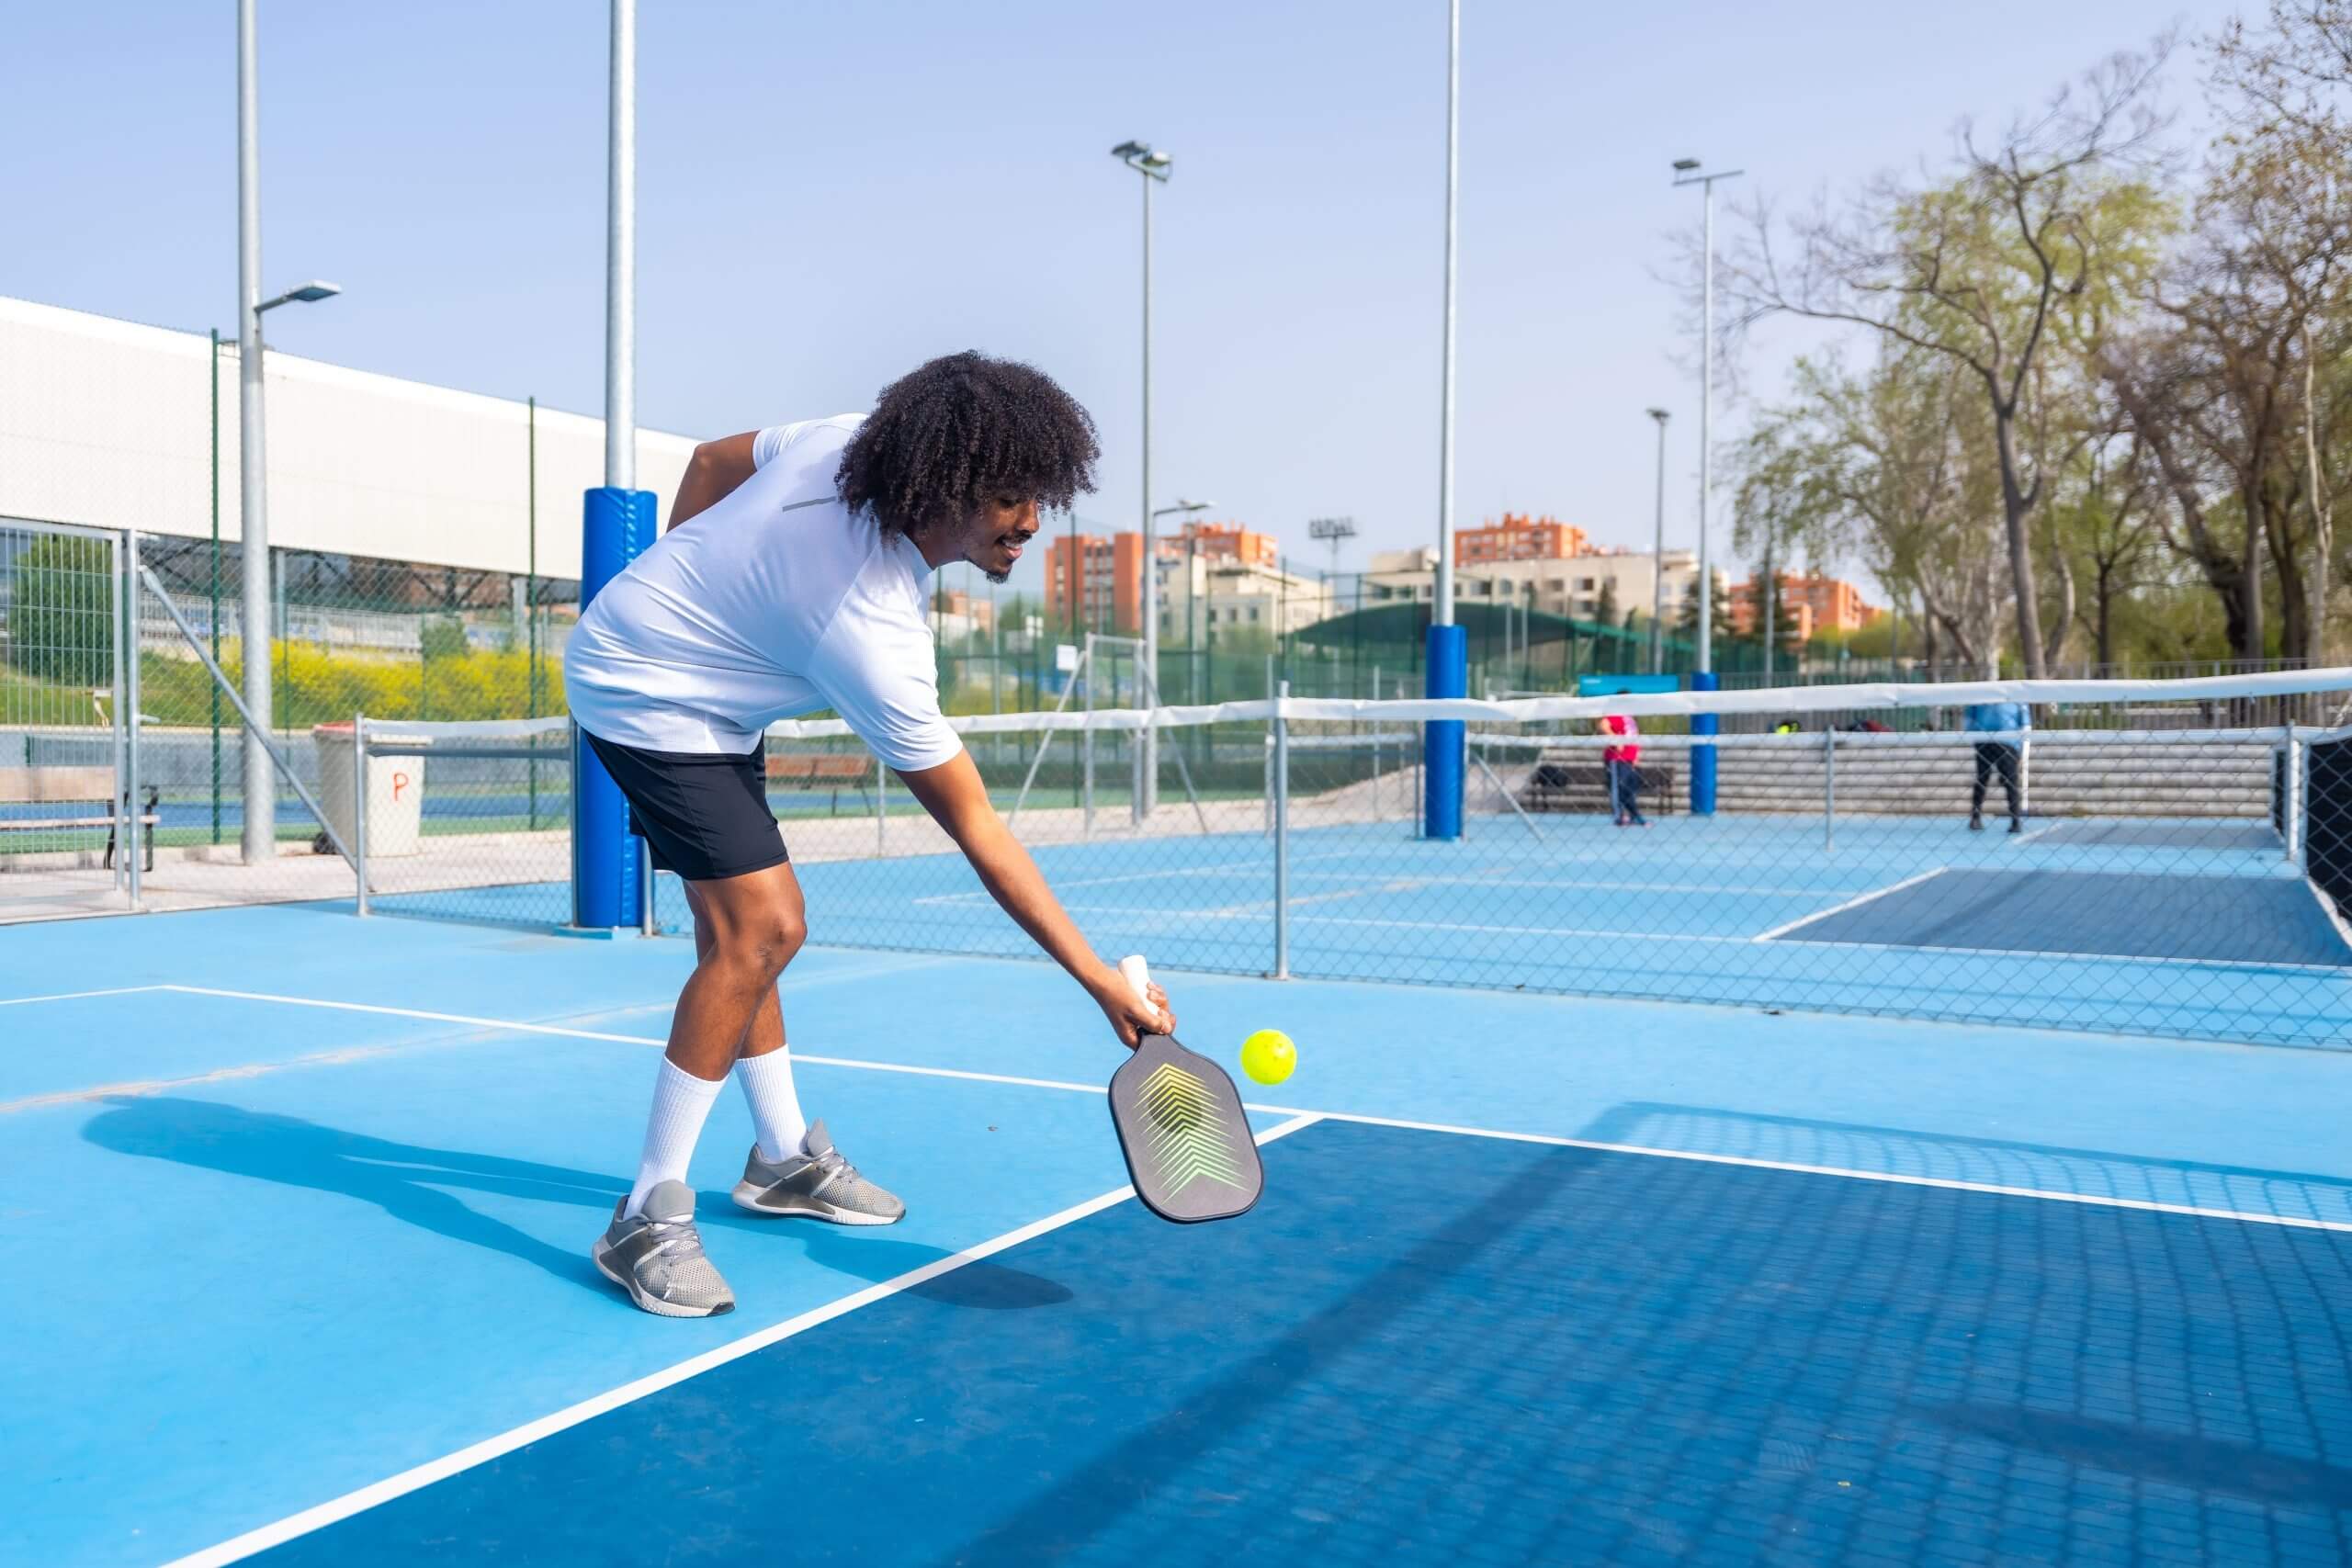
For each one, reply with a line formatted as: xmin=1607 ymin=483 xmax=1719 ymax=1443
xmin=39 ymin=666 xmax=2352 ymax=1046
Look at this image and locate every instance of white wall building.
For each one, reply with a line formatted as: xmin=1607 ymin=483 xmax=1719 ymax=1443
xmin=0 ymin=295 xmax=699 ymax=583
xmin=1363 ymin=545 xmax=1721 ymax=627
xmin=1156 ymin=554 xmax=1331 ymax=643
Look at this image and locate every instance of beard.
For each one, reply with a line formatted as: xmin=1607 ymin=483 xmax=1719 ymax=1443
xmin=981 ymin=566 xmax=1012 ymax=586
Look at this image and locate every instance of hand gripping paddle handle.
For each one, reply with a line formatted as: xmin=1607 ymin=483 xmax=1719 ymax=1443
xmin=1118 ymin=954 xmax=1153 ymax=1021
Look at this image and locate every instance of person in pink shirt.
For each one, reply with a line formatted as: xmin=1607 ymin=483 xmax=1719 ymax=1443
xmin=1600 ymin=692 xmax=1648 ymax=827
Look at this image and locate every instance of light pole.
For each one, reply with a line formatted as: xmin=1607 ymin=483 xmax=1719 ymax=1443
xmin=236 ymin=0 xmax=342 ymax=863
xmin=1153 ymin=498 xmax=1215 ymax=676
xmin=1645 ymin=408 xmax=1669 ymax=674
xmin=1112 ymin=139 xmax=1172 ymax=812
xmin=1671 ymin=157 xmax=1742 ymax=677
xmin=1147 ymin=498 xmax=1212 ymax=810
xmin=1426 ymin=0 xmax=1466 ymax=840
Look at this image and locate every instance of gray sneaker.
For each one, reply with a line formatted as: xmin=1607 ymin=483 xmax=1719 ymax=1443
xmin=732 ymin=1119 xmax=906 ymax=1225
xmin=593 ymin=1179 xmax=736 ymax=1318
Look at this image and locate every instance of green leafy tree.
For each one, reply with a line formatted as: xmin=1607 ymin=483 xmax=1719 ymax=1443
xmin=1724 ymin=45 xmax=2172 ymax=675
xmin=6 ymin=534 xmax=113 ymax=685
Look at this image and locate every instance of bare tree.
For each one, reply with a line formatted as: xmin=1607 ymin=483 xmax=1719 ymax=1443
xmin=1722 ymin=46 xmax=2171 ymax=676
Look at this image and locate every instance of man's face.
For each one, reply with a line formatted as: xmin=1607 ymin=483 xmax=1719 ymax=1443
xmin=958 ymin=493 xmax=1040 ymax=585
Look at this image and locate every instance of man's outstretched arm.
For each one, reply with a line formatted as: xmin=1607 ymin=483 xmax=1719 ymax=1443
xmin=892 ymin=750 xmax=1173 ymax=1047
xmin=667 ymin=432 xmax=761 ymax=530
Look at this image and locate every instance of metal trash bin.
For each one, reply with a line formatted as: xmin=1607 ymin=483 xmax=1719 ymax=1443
xmin=312 ymin=722 xmax=428 ymax=857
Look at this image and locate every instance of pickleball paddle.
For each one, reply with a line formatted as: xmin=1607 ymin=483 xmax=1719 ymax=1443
xmin=1108 ymin=955 xmax=1264 ymax=1224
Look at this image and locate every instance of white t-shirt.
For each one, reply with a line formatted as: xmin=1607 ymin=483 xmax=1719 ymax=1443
xmin=563 ymin=414 xmax=964 ymax=771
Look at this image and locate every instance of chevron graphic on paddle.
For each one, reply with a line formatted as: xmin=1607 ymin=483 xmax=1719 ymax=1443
xmin=1107 ymin=955 xmax=1264 ymax=1224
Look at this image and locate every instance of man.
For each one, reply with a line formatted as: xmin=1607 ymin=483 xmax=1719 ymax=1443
xmin=1962 ymin=695 xmax=2030 ymax=833
xmin=563 ymin=353 xmax=1173 ymax=1317
xmin=1599 ymin=691 xmax=1646 ymax=827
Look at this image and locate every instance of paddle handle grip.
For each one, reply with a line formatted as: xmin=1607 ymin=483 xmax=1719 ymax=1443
xmin=1118 ymin=954 xmax=1151 ymax=1006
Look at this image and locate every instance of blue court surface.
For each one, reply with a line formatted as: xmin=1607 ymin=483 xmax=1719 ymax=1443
xmin=10 ymin=904 xmax=2352 ymax=1566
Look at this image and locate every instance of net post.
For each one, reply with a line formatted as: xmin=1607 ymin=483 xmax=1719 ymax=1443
xmin=1273 ymin=679 xmax=1291 ymax=979
xmin=1823 ymin=727 xmax=1837 ymax=854
xmin=353 ymin=711 xmax=369 ymax=916
xmin=2286 ymin=725 xmax=2304 ymax=866
xmin=641 ymin=839 xmax=658 ymax=936
xmin=1690 ymin=670 xmax=1718 ymax=815
xmin=573 ymin=486 xmax=655 ymax=928
xmin=1423 ymin=623 xmax=1467 ymax=838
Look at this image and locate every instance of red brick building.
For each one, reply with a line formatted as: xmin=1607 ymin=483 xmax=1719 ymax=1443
xmin=1454 ymin=513 xmax=1589 ymax=565
xmin=1046 ymin=520 xmax=1281 ymax=633
xmin=1728 ymin=571 xmax=1883 ymax=639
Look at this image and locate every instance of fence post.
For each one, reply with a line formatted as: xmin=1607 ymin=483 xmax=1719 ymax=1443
xmin=1273 ymin=679 xmax=1291 ymax=979
xmin=109 ymin=529 xmax=128 ymax=901
xmin=1263 ymin=654 xmax=1275 ymax=838
xmin=353 ymin=711 xmax=369 ymax=916
xmin=125 ymin=530 xmax=144 ymax=911
xmin=876 ymin=750 xmax=888 ymax=856
xmin=1083 ymin=634 xmax=1097 ymax=840
xmin=1823 ymin=728 xmax=1837 ymax=854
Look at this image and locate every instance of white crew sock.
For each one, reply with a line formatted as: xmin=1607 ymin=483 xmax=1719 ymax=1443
xmin=735 ymin=1047 xmax=809 ymax=1164
xmin=624 ymin=1057 xmax=728 ymax=1219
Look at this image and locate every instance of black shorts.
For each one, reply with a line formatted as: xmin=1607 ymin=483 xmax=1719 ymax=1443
xmin=582 ymin=730 xmax=788 ymax=883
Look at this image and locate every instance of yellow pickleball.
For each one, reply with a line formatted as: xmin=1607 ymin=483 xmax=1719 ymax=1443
xmin=1240 ymin=1029 xmax=1297 ymax=1086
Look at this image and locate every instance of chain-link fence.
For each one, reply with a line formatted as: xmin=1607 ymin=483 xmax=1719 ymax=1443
xmin=9 ymin=534 xmax=2351 ymax=1052
xmin=632 ymin=672 xmax=2352 ymax=1050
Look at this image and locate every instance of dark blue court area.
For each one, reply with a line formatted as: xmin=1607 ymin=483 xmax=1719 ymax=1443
xmin=13 ymin=908 xmax=2352 ymax=1566
xmin=259 ymin=1120 xmax=2352 ymax=1568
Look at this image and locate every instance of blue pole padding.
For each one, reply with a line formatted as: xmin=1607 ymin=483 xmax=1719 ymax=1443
xmin=573 ymin=487 xmax=657 ymax=928
xmin=1690 ymin=669 xmax=1719 ymax=816
xmin=1423 ymin=622 xmax=1467 ymax=840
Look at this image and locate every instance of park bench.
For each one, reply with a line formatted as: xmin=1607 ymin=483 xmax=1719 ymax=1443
xmin=0 ymin=766 xmax=159 ymax=870
xmin=1520 ymin=757 xmax=1679 ymax=817
xmin=763 ymin=752 xmax=876 ymax=816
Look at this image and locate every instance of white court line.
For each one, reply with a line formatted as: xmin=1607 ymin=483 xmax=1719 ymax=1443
xmin=1045 ymin=906 xmax=1759 ymax=944
xmin=160 ymin=1111 xmax=1326 ymax=1568
xmin=909 ymin=846 xmax=1374 ymax=906
xmin=0 ymin=984 xmax=166 ymax=1009
xmin=1271 ymin=1107 xmax=2352 ymax=1235
xmin=94 ymin=988 xmax=2352 ymax=1219
xmin=1750 ymin=867 xmax=1951 ymax=943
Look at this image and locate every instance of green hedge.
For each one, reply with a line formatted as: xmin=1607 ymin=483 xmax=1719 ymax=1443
xmin=137 ymin=643 xmax=567 ymax=728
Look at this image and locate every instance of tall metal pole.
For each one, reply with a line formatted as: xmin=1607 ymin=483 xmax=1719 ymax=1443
xmin=1435 ymin=0 xmax=1459 ymax=629
xmin=605 ymin=0 xmax=636 ymax=491
xmin=1420 ymin=0 xmax=1467 ymax=840
xmin=1699 ymin=179 xmax=1715 ymax=675
xmin=209 ymin=328 xmax=223 ymax=845
xmin=1137 ymin=167 xmax=1157 ymax=815
xmin=1646 ymin=408 xmax=1668 ymax=674
xmin=236 ymin=0 xmax=274 ymax=863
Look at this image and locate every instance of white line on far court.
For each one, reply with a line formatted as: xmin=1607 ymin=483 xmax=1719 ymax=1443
xmin=160 ymin=1111 xmax=1325 ymax=1568
xmin=1750 ymin=866 xmax=1951 ymax=943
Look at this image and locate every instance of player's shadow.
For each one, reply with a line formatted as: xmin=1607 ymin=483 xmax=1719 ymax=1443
xmin=791 ymin=1233 xmax=1076 ymax=1309
xmin=84 ymin=1095 xmax=627 ymax=1294
xmin=81 ymin=1096 xmax=1074 ymax=1309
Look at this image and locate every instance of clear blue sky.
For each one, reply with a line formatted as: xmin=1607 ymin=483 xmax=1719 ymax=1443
xmin=4 ymin=0 xmax=2225 ymax=602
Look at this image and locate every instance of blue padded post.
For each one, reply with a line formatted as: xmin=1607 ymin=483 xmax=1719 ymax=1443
xmin=573 ymin=487 xmax=657 ymax=928
xmin=1423 ymin=623 xmax=1467 ymax=840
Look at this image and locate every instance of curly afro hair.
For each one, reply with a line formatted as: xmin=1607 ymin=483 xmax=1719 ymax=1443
xmin=835 ymin=352 xmax=1100 ymax=545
